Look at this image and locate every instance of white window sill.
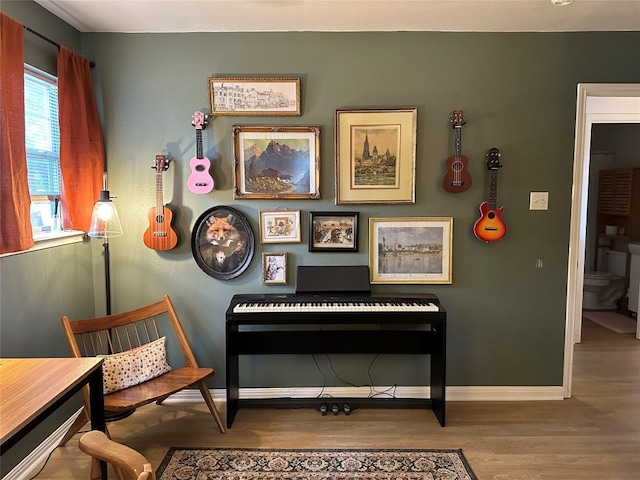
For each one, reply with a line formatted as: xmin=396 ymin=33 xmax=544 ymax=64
xmin=0 ymin=230 xmax=85 ymax=258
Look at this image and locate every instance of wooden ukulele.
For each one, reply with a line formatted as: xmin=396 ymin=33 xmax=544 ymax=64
xmin=187 ymin=111 xmax=214 ymax=194
xmin=473 ymin=147 xmax=507 ymax=242
xmin=143 ymin=155 xmax=179 ymax=250
xmin=442 ymin=110 xmax=472 ymax=193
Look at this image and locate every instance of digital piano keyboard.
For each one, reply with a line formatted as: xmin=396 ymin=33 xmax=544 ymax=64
xmin=230 ymin=295 xmax=442 ymax=314
xmin=224 ymin=266 xmax=447 ymax=429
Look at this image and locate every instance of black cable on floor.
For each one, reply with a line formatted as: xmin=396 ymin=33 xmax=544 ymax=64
xmin=28 ymin=429 xmax=91 ymax=479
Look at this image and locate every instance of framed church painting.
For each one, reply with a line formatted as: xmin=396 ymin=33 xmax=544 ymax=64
xmin=335 ymin=107 xmax=417 ymax=205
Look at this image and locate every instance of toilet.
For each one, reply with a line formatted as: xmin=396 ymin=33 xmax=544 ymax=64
xmin=583 ymin=250 xmax=627 ymax=310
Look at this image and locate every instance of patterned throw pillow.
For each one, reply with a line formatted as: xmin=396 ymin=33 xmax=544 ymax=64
xmin=98 ymin=336 xmax=172 ymax=394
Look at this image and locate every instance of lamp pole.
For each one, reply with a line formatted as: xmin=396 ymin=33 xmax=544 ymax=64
xmin=103 ymin=238 xmax=112 ymax=315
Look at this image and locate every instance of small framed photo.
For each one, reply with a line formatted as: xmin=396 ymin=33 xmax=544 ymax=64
xmin=369 ymin=217 xmax=453 ymax=284
xmin=208 ymin=77 xmax=301 ymax=116
xmin=259 ymin=210 xmax=301 ymax=243
xmin=335 ymin=107 xmax=417 ymax=204
xmin=262 ymin=252 xmax=287 ymax=284
xmin=309 ymin=211 xmax=359 ymax=252
xmin=233 ymin=125 xmax=321 ymax=200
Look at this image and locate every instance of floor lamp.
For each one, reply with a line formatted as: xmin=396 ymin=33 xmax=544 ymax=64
xmin=87 ymin=189 xmax=131 ymax=422
xmin=88 ymin=190 xmax=122 ymax=315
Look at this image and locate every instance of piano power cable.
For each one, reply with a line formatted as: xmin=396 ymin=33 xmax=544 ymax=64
xmin=312 ymin=353 xmax=329 ymax=400
xmin=324 ymin=353 xmax=398 ymax=399
xmin=312 ymin=326 xmax=398 ymax=415
xmin=366 ymin=353 xmax=398 ymax=399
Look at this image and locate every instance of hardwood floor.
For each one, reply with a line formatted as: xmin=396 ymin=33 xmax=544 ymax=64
xmin=30 ymin=318 xmax=639 ymax=480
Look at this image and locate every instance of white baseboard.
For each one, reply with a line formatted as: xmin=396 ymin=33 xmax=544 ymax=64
xmin=446 ymin=385 xmax=563 ymax=401
xmin=163 ymin=385 xmax=564 ymax=403
xmin=7 ymin=385 xmax=563 ymax=480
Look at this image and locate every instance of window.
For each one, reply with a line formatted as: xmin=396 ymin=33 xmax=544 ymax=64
xmin=24 ymin=66 xmax=62 ymax=236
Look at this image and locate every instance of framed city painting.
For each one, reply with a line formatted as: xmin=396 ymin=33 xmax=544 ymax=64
xmin=369 ymin=217 xmax=452 ymax=284
xmin=259 ymin=209 xmax=301 ymax=243
xmin=335 ymin=108 xmax=417 ymax=204
xmin=309 ymin=211 xmax=359 ymax=252
xmin=191 ymin=205 xmax=255 ymax=280
xmin=232 ymin=125 xmax=321 ymax=200
xmin=208 ymin=77 xmax=301 ymax=116
xmin=262 ymin=252 xmax=287 ymax=284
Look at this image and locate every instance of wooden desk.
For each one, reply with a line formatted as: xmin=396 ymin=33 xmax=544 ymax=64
xmin=0 ymin=358 xmax=105 ymax=476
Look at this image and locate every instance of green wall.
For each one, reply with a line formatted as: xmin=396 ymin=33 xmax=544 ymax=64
xmin=86 ymin=29 xmax=638 ymax=391
xmin=1 ymin=0 xmax=639 ymax=473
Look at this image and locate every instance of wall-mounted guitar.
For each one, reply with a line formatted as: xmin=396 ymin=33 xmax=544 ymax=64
xmin=442 ymin=110 xmax=472 ymax=193
xmin=473 ymin=147 xmax=507 ymax=242
xmin=187 ymin=111 xmax=214 ymax=194
xmin=143 ymin=154 xmax=179 ymax=250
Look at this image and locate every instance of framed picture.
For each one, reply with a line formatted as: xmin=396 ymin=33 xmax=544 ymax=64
xmin=208 ymin=77 xmax=301 ymax=116
xmin=232 ymin=125 xmax=321 ymax=200
xmin=335 ymin=107 xmax=417 ymax=205
xmin=262 ymin=252 xmax=287 ymax=284
xmin=191 ymin=205 xmax=255 ymax=280
xmin=259 ymin=209 xmax=301 ymax=243
xmin=309 ymin=211 xmax=359 ymax=252
xmin=369 ymin=217 xmax=453 ymax=284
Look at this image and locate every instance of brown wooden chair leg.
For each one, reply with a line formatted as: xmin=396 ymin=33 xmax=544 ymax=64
xmin=197 ymin=382 xmax=226 ymax=434
xmin=58 ymin=409 xmax=89 ymax=446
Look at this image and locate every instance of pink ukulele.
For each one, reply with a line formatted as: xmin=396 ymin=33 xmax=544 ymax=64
xmin=187 ymin=111 xmax=214 ymax=194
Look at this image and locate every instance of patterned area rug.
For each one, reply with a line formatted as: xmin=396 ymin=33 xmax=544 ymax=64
xmin=157 ymin=447 xmax=477 ymax=480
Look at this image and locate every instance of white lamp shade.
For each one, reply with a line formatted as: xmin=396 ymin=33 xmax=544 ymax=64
xmin=88 ymin=191 xmax=123 ymax=238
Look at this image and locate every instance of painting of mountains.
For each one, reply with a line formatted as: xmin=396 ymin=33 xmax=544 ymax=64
xmin=242 ymin=139 xmax=311 ymax=195
xmin=233 ymin=125 xmax=320 ymax=199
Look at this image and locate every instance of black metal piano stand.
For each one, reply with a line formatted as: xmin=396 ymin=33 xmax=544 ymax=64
xmin=225 ymin=293 xmax=446 ymax=428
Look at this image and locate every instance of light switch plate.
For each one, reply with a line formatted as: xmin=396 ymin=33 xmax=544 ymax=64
xmin=530 ymin=191 xmax=549 ymax=210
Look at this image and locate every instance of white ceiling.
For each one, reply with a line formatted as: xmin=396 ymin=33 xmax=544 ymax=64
xmin=33 ymin=0 xmax=640 ymax=33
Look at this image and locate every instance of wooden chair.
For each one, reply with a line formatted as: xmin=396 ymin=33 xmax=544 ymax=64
xmin=79 ymin=430 xmax=155 ymax=480
xmin=59 ymin=294 xmax=226 ymax=446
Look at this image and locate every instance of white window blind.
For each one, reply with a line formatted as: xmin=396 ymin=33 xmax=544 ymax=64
xmin=24 ymin=67 xmax=60 ymax=196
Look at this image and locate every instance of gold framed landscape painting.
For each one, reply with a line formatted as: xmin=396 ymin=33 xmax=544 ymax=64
xmin=335 ymin=107 xmax=417 ymax=204
xmin=232 ymin=125 xmax=321 ymax=200
xmin=208 ymin=77 xmax=301 ymax=116
xmin=369 ymin=217 xmax=453 ymax=284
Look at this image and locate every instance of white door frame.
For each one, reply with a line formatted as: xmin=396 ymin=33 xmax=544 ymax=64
xmin=563 ymin=83 xmax=640 ymax=398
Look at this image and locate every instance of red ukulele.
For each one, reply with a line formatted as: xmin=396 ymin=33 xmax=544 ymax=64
xmin=143 ymin=155 xmax=179 ymax=250
xmin=442 ymin=110 xmax=472 ymax=193
xmin=187 ymin=111 xmax=214 ymax=194
xmin=473 ymin=148 xmax=507 ymax=242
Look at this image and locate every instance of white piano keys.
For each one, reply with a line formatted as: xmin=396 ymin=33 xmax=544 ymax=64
xmin=233 ymin=299 xmax=440 ymax=314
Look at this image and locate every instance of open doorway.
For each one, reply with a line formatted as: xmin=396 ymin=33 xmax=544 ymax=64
xmin=563 ymin=84 xmax=640 ymax=399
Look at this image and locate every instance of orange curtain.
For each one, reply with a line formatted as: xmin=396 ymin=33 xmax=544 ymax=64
xmin=0 ymin=13 xmax=34 ymax=254
xmin=57 ymin=46 xmax=105 ymax=232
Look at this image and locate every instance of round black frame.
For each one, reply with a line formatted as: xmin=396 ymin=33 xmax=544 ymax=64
xmin=191 ymin=205 xmax=255 ymax=280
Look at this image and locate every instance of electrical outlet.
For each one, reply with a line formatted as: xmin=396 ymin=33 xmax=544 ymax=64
xmin=530 ymin=192 xmax=549 ymax=210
